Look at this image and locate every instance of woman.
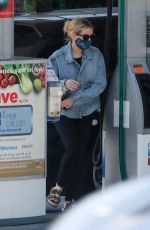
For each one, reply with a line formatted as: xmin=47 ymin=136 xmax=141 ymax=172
xmin=47 ymin=18 xmax=107 ymax=209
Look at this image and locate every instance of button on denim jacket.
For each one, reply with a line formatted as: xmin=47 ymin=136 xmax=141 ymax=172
xmin=48 ymin=42 xmax=107 ymax=118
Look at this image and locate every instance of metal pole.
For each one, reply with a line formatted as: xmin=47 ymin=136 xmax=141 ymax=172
xmin=119 ymin=0 xmax=126 ymax=180
xmin=0 ymin=0 xmax=14 ymax=60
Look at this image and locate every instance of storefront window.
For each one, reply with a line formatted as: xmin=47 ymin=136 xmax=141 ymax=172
xmin=15 ymin=0 xmax=36 ymax=13
xmin=15 ymin=0 xmax=118 ymax=13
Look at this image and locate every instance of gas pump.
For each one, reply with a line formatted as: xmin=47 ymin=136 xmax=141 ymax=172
xmin=102 ymin=0 xmax=150 ymax=187
xmin=0 ymin=1 xmax=47 ymax=225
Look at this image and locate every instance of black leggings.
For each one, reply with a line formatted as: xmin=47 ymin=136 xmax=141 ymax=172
xmin=55 ymin=112 xmax=95 ymax=201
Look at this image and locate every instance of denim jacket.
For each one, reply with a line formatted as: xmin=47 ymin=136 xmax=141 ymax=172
xmin=48 ymin=42 xmax=107 ymax=118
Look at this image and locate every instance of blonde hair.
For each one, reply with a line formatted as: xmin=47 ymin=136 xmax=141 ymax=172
xmin=63 ymin=18 xmax=93 ymax=39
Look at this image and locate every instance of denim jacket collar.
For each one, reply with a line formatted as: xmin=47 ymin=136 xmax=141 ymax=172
xmin=62 ymin=42 xmax=95 ymax=63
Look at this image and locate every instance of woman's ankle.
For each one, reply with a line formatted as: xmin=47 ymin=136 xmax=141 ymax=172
xmin=63 ymin=199 xmax=74 ymax=210
xmin=55 ymin=183 xmax=63 ymax=193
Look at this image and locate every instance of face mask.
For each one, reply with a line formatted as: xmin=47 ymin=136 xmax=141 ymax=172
xmin=75 ymin=38 xmax=91 ymax=50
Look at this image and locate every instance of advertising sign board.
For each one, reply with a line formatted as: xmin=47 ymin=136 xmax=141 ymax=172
xmin=0 ymin=61 xmax=46 ymax=179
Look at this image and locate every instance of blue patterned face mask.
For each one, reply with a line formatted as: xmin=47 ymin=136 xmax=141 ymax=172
xmin=75 ymin=37 xmax=92 ymax=50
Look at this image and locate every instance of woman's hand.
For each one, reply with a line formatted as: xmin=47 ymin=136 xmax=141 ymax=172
xmin=61 ymin=98 xmax=73 ymax=109
xmin=65 ymin=79 xmax=80 ymax=90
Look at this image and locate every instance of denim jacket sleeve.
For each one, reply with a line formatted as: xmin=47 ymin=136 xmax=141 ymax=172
xmin=71 ymin=51 xmax=107 ymax=106
xmin=47 ymin=54 xmax=59 ymax=76
xmin=47 ymin=53 xmax=67 ymax=90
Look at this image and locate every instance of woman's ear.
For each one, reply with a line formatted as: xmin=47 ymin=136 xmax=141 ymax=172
xmin=70 ymin=31 xmax=76 ymax=40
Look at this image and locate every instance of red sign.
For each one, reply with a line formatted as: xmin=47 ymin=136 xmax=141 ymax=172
xmin=0 ymin=0 xmax=14 ymax=18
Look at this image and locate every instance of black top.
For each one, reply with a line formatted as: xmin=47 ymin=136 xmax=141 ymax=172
xmin=74 ymin=57 xmax=82 ymax=65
